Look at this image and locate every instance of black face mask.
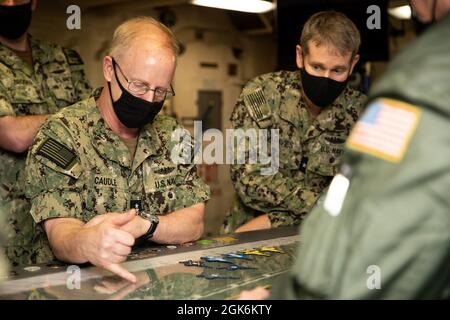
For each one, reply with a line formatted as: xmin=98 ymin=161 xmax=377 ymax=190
xmin=300 ymin=68 xmax=348 ymax=108
xmin=108 ymin=60 xmax=164 ymax=129
xmin=0 ymin=2 xmax=32 ymax=40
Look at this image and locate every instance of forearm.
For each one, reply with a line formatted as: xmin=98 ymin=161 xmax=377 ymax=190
xmin=233 ymin=167 xmax=319 ymax=215
xmin=151 ymin=204 xmax=205 ymax=244
xmin=120 ymin=215 xmax=150 ymax=239
xmin=45 ymin=219 xmax=88 ymax=264
xmin=235 ymin=214 xmax=271 ymax=233
xmin=0 ymin=114 xmax=48 ymax=152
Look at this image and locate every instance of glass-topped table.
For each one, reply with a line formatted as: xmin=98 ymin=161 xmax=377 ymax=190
xmin=0 ymin=227 xmax=299 ymax=300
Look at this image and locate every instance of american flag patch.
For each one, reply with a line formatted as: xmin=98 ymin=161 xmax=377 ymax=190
xmin=244 ymin=89 xmax=271 ymax=122
xmin=347 ymin=98 xmax=421 ymax=163
xmin=37 ymin=138 xmax=77 ymax=170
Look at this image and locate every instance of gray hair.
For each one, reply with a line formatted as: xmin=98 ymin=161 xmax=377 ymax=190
xmin=109 ymin=16 xmax=179 ymax=59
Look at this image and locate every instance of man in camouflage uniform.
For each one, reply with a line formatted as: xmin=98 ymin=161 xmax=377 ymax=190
xmin=222 ymin=11 xmax=366 ymax=233
xmin=0 ymin=0 xmax=92 ymax=266
xmin=240 ymin=0 xmax=450 ymax=300
xmin=24 ymin=17 xmax=210 ymax=283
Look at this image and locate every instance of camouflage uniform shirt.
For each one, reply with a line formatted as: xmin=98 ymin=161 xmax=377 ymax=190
xmin=222 ymin=70 xmax=365 ymax=233
xmin=0 ymin=35 xmax=92 ymax=265
xmin=24 ymin=93 xmax=211 ymax=262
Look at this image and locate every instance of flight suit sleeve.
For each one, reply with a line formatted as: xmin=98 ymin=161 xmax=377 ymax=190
xmin=334 ymin=99 xmax=450 ymax=299
xmin=62 ymin=48 xmax=92 ymax=100
xmin=230 ymin=89 xmax=321 ymax=228
xmin=271 ymin=98 xmax=450 ymax=299
xmin=24 ymin=116 xmax=84 ymax=224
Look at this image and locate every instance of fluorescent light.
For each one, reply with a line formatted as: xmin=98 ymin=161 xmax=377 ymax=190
xmin=388 ymin=5 xmax=412 ymax=20
xmin=190 ymin=0 xmax=275 ymax=14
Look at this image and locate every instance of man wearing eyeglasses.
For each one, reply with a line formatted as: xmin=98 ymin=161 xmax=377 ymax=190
xmin=23 ymin=17 xmax=210 ymax=282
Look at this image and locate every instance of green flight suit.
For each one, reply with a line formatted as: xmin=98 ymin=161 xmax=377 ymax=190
xmin=271 ymin=14 xmax=450 ymax=299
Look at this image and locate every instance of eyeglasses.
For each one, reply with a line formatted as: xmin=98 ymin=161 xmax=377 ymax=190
xmin=112 ymin=58 xmax=175 ymax=102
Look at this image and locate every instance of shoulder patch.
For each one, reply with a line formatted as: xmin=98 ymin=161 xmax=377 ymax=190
xmin=243 ymin=88 xmax=272 ymax=123
xmin=63 ymin=48 xmax=83 ymax=66
xmin=36 ymin=138 xmax=77 ymax=170
xmin=347 ymin=98 xmax=421 ymax=163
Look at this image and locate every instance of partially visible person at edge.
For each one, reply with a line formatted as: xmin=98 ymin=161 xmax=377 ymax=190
xmin=239 ymin=0 xmax=450 ymax=299
xmin=0 ymin=0 xmax=92 ymax=267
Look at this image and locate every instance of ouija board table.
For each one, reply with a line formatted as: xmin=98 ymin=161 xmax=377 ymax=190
xmin=0 ymin=227 xmax=299 ymax=300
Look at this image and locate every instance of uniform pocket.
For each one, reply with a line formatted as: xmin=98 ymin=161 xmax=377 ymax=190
xmin=46 ymin=74 xmax=77 ymax=104
xmin=10 ymin=82 xmax=45 ymax=105
xmin=82 ymin=174 xmax=129 ymax=220
xmin=307 ymin=131 xmax=348 ymax=177
xmin=143 ymin=158 xmax=187 ymax=214
xmin=44 ymin=63 xmax=77 ymax=105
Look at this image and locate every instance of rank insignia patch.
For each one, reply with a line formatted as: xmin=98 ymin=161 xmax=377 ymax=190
xmin=37 ymin=138 xmax=77 ymax=169
xmin=347 ymin=98 xmax=421 ymax=163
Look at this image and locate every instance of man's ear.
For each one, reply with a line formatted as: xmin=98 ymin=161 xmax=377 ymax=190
xmin=296 ymin=45 xmax=304 ymax=69
xmin=349 ymin=54 xmax=360 ymax=74
xmin=103 ymin=56 xmax=113 ymax=82
xmin=31 ymin=0 xmax=37 ymax=11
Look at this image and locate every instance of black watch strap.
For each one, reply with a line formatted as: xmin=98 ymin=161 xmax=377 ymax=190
xmin=140 ymin=213 xmax=159 ymax=241
xmin=144 ymin=220 xmax=158 ymax=239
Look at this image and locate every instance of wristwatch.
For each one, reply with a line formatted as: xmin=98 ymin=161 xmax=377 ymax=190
xmin=140 ymin=211 xmax=159 ymax=240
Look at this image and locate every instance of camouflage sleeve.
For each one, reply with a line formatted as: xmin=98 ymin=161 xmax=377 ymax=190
xmin=230 ymin=93 xmax=321 ymax=228
xmin=169 ymin=160 xmax=211 ymax=213
xmin=24 ymin=117 xmax=84 ymax=224
xmin=62 ymin=48 xmax=92 ymax=100
xmin=0 ymin=82 xmax=14 ymax=117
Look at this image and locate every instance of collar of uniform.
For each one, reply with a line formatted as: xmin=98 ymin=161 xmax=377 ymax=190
xmin=88 ymin=90 xmax=162 ymax=168
xmin=313 ymin=86 xmax=351 ymax=132
xmin=88 ymin=99 xmax=130 ymax=167
xmin=90 ymin=87 xmax=103 ymax=99
xmin=278 ymin=70 xmax=304 ymax=128
xmin=131 ymin=121 xmax=163 ymax=173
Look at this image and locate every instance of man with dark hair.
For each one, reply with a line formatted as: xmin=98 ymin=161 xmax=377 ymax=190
xmin=222 ymin=11 xmax=366 ymax=233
